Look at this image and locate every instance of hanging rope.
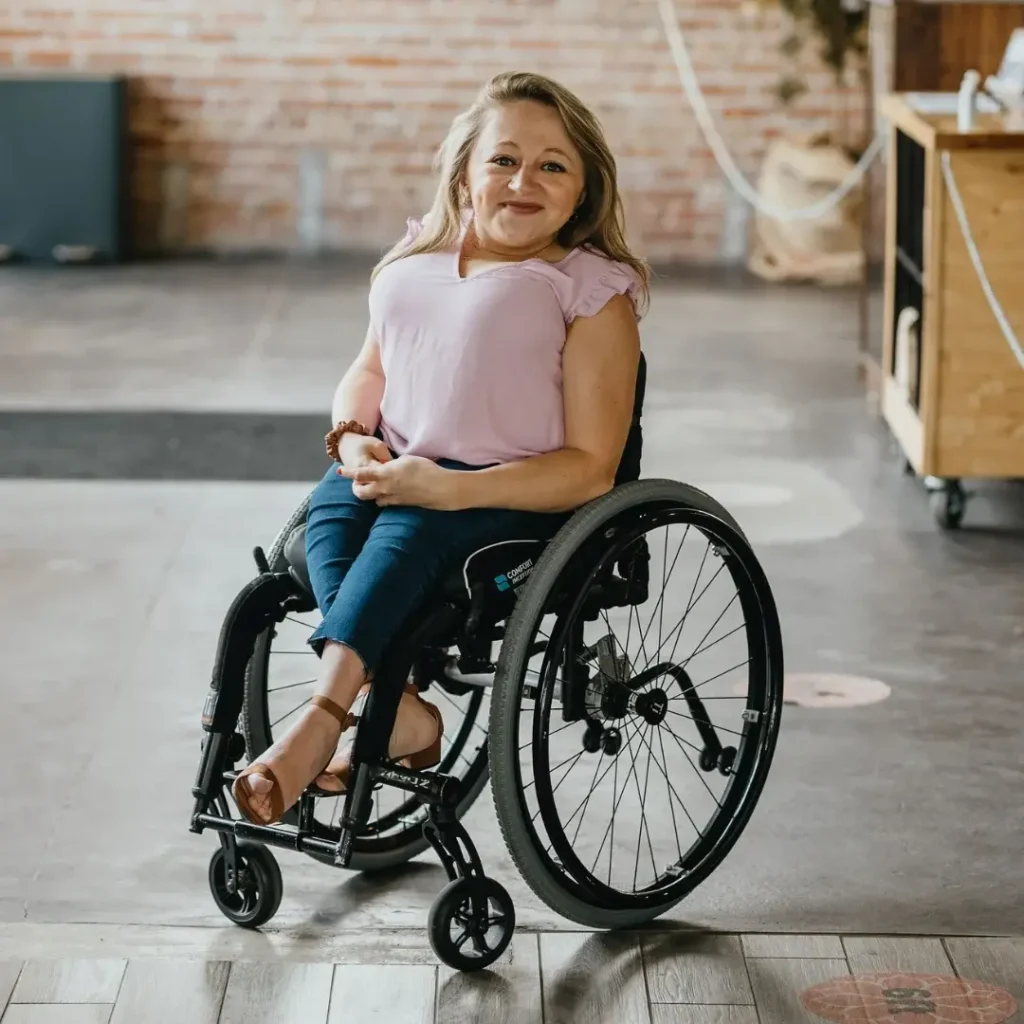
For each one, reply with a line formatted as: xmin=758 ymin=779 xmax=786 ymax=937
xmin=655 ymin=0 xmax=886 ymax=222
xmin=940 ymin=151 xmax=1024 ymax=370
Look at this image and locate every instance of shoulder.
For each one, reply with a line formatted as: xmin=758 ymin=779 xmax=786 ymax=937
xmin=545 ymin=247 xmax=646 ymax=325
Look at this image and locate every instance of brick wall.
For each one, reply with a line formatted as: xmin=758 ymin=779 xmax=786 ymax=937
xmin=1 ymin=0 xmax=868 ymax=263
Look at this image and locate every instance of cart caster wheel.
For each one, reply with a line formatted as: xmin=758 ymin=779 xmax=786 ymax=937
xmin=428 ymin=876 xmax=515 ymax=972
xmin=208 ymin=841 xmax=283 ymax=929
xmin=931 ymin=484 xmax=966 ymax=529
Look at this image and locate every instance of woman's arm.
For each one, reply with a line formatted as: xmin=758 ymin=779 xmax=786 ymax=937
xmin=331 ymin=324 xmax=386 ymax=430
xmin=448 ymin=294 xmax=641 ymax=513
xmin=331 ymin=323 xmax=387 ymax=428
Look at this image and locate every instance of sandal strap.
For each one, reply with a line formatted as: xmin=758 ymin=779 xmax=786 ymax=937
xmin=310 ymin=693 xmax=348 ymax=728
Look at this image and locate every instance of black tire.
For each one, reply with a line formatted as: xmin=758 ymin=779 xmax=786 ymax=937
xmin=489 ymin=479 xmax=783 ymax=929
xmin=931 ymin=484 xmax=966 ymax=529
xmin=428 ymin=876 xmax=515 ymax=972
xmin=208 ymin=841 xmax=283 ymax=929
xmin=241 ymin=497 xmax=491 ymax=873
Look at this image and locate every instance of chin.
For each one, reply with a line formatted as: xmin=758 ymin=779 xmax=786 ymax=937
xmin=487 ymin=210 xmax=562 ymax=247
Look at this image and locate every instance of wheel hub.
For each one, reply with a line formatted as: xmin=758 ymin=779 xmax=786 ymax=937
xmin=634 ymin=687 xmax=669 ymax=726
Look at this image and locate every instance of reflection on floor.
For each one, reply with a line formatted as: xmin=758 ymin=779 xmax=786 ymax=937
xmin=0 ymin=927 xmax=1021 ymax=1023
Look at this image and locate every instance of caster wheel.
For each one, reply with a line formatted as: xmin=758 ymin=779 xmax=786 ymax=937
xmin=208 ymin=841 xmax=283 ymax=929
xmin=699 ymin=748 xmax=717 ymax=772
xmin=428 ymin=876 xmax=515 ymax=971
xmin=931 ymin=485 xmax=966 ymax=529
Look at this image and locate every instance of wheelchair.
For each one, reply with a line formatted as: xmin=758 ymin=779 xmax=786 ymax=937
xmin=189 ymin=354 xmax=784 ymax=971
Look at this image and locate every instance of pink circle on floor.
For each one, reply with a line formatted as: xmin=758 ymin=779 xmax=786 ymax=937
xmin=801 ymin=972 xmax=1017 ymax=1023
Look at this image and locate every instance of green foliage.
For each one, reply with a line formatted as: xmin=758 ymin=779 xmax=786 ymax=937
xmin=759 ymin=0 xmax=868 ymax=104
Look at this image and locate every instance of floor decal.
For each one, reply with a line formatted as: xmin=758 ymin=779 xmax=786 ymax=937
xmin=781 ymin=672 xmax=891 ymax=708
xmin=801 ymin=972 xmax=1017 ymax=1023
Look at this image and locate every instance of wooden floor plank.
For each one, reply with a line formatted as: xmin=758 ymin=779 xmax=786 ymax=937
xmin=745 ymin=958 xmax=850 ymax=1024
xmin=107 ymin=959 xmax=229 ymax=1024
xmin=217 ymin=962 xmax=333 ymax=1024
xmin=945 ymin=938 xmax=1024 ymax=1010
xmin=651 ymin=1007 xmax=759 ymax=1024
xmin=741 ymin=935 xmax=845 ymax=959
xmin=436 ymin=935 xmax=541 ymax=1024
xmin=1 ymin=1007 xmax=113 ymax=1024
xmin=540 ymin=932 xmax=651 ymax=1024
xmin=843 ymin=936 xmax=953 ymax=975
xmin=642 ymin=934 xmax=754 ymax=1005
xmin=11 ymin=960 xmax=126 ymax=1004
xmin=329 ymin=965 xmax=435 ymax=1024
xmin=0 ymin=963 xmax=22 ymax=1014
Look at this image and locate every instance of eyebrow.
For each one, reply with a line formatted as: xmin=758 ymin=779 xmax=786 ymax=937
xmin=495 ymin=140 xmax=575 ymax=161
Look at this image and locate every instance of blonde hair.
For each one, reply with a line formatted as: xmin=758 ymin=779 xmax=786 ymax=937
xmin=372 ymin=71 xmax=649 ymax=313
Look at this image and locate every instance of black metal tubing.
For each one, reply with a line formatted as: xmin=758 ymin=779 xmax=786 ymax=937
xmin=629 ymin=661 xmax=722 ymax=761
xmin=194 ymin=811 xmax=341 ymax=860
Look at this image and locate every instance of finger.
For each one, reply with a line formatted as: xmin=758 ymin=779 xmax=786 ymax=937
xmin=352 ymin=481 xmax=379 ymax=501
xmin=339 ymin=464 xmax=380 ymax=482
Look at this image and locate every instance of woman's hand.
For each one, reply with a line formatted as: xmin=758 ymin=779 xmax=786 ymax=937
xmin=338 ymin=454 xmax=455 ymax=509
xmin=338 ymin=433 xmax=392 ymax=469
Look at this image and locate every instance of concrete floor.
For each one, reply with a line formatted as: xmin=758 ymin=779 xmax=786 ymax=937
xmin=1 ymin=262 xmax=1023 ymax=943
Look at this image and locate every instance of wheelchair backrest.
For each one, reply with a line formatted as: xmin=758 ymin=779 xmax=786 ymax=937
xmin=614 ymin=350 xmax=646 ymax=485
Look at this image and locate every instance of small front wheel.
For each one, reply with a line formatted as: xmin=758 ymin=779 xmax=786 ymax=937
xmin=208 ymin=841 xmax=283 ymax=929
xmin=931 ymin=483 xmax=966 ymax=529
xmin=428 ymin=877 xmax=515 ymax=972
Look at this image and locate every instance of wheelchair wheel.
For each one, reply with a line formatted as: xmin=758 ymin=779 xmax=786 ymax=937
xmin=241 ymin=499 xmax=492 ymax=873
xmin=489 ymin=479 xmax=783 ymax=929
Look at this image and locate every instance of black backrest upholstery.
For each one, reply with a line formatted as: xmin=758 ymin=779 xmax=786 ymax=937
xmin=614 ymin=351 xmax=646 ymax=486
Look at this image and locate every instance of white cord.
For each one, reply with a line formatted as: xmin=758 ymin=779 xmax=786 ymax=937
xmin=940 ymin=151 xmax=1024 ymax=370
xmin=656 ymin=0 xmax=886 ymax=222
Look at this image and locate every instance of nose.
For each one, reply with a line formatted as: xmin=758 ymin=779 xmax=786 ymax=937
xmin=508 ymin=165 xmax=536 ymax=192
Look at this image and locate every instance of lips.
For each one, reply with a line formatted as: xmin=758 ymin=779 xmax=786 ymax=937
xmin=501 ymin=201 xmax=543 ymax=213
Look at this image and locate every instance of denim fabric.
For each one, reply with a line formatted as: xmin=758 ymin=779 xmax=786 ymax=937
xmin=304 ymin=459 xmax=563 ymax=673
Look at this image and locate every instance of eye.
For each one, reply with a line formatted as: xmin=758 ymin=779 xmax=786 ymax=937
xmin=490 ymin=154 xmax=515 ymax=167
xmin=542 ymin=161 xmax=566 ymax=173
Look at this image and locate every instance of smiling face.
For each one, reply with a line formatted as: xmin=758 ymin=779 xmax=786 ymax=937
xmin=462 ymin=99 xmax=586 ymax=255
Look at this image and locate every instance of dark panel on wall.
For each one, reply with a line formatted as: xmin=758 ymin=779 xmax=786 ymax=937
xmin=0 ymin=74 xmax=129 ymax=264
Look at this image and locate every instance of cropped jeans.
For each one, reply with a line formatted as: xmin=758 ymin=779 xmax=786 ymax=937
xmin=304 ymin=459 xmax=564 ymax=673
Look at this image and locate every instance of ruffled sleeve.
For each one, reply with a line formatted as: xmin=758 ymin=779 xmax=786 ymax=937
xmin=398 ymin=214 xmax=428 ymax=247
xmin=563 ymin=250 xmax=644 ymax=323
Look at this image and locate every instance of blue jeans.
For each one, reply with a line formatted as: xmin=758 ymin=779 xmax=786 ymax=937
xmin=304 ymin=460 xmax=563 ymax=673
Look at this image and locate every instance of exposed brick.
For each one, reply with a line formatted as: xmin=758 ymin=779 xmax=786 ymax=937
xmin=0 ymin=0 xmax=868 ymax=260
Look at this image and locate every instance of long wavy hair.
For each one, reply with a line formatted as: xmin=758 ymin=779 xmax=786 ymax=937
xmin=371 ymin=71 xmax=649 ymax=313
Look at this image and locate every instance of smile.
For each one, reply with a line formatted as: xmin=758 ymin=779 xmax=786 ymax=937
xmin=501 ymin=201 xmax=544 ymax=214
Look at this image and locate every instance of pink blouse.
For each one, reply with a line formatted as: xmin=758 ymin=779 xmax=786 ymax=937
xmin=367 ymin=216 xmax=643 ymax=467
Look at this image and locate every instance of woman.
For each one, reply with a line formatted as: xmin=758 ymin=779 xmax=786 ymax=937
xmin=233 ymin=70 xmax=649 ymax=826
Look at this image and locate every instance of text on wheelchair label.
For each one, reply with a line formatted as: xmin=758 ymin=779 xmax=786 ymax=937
xmin=495 ymin=558 xmax=534 ymax=592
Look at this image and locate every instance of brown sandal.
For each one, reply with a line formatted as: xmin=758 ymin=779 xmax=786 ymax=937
xmin=232 ymin=693 xmax=349 ymax=825
xmin=312 ymin=683 xmax=444 ymax=795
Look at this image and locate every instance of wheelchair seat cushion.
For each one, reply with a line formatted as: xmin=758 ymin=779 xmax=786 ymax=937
xmin=282 ymin=524 xmax=549 ymax=606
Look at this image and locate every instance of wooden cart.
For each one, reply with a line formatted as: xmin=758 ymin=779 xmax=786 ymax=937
xmin=878 ymin=93 xmax=1024 ymax=527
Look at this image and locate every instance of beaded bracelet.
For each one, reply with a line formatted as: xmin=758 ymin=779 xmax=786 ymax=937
xmin=325 ymin=419 xmax=369 ymax=462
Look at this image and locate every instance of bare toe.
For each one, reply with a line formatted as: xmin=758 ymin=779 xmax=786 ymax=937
xmin=249 ymin=774 xmax=273 ymax=795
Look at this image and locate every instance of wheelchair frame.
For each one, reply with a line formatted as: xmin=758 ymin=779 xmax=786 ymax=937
xmin=189 ymin=353 xmax=785 ymax=971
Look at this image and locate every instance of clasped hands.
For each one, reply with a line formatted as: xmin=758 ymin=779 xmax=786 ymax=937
xmin=333 ymin=434 xmax=457 ymax=510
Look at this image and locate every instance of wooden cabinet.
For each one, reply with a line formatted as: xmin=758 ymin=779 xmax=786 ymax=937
xmin=878 ymin=93 xmax=1024 ymax=526
xmin=861 ymin=1 xmax=1024 ymax=385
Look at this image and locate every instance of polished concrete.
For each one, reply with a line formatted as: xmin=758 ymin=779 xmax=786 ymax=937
xmin=1 ymin=263 xmax=1023 ymax=945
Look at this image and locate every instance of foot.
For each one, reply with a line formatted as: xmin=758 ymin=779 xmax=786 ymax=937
xmin=236 ymin=702 xmax=344 ymax=823
xmin=314 ymin=687 xmax=442 ymax=794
